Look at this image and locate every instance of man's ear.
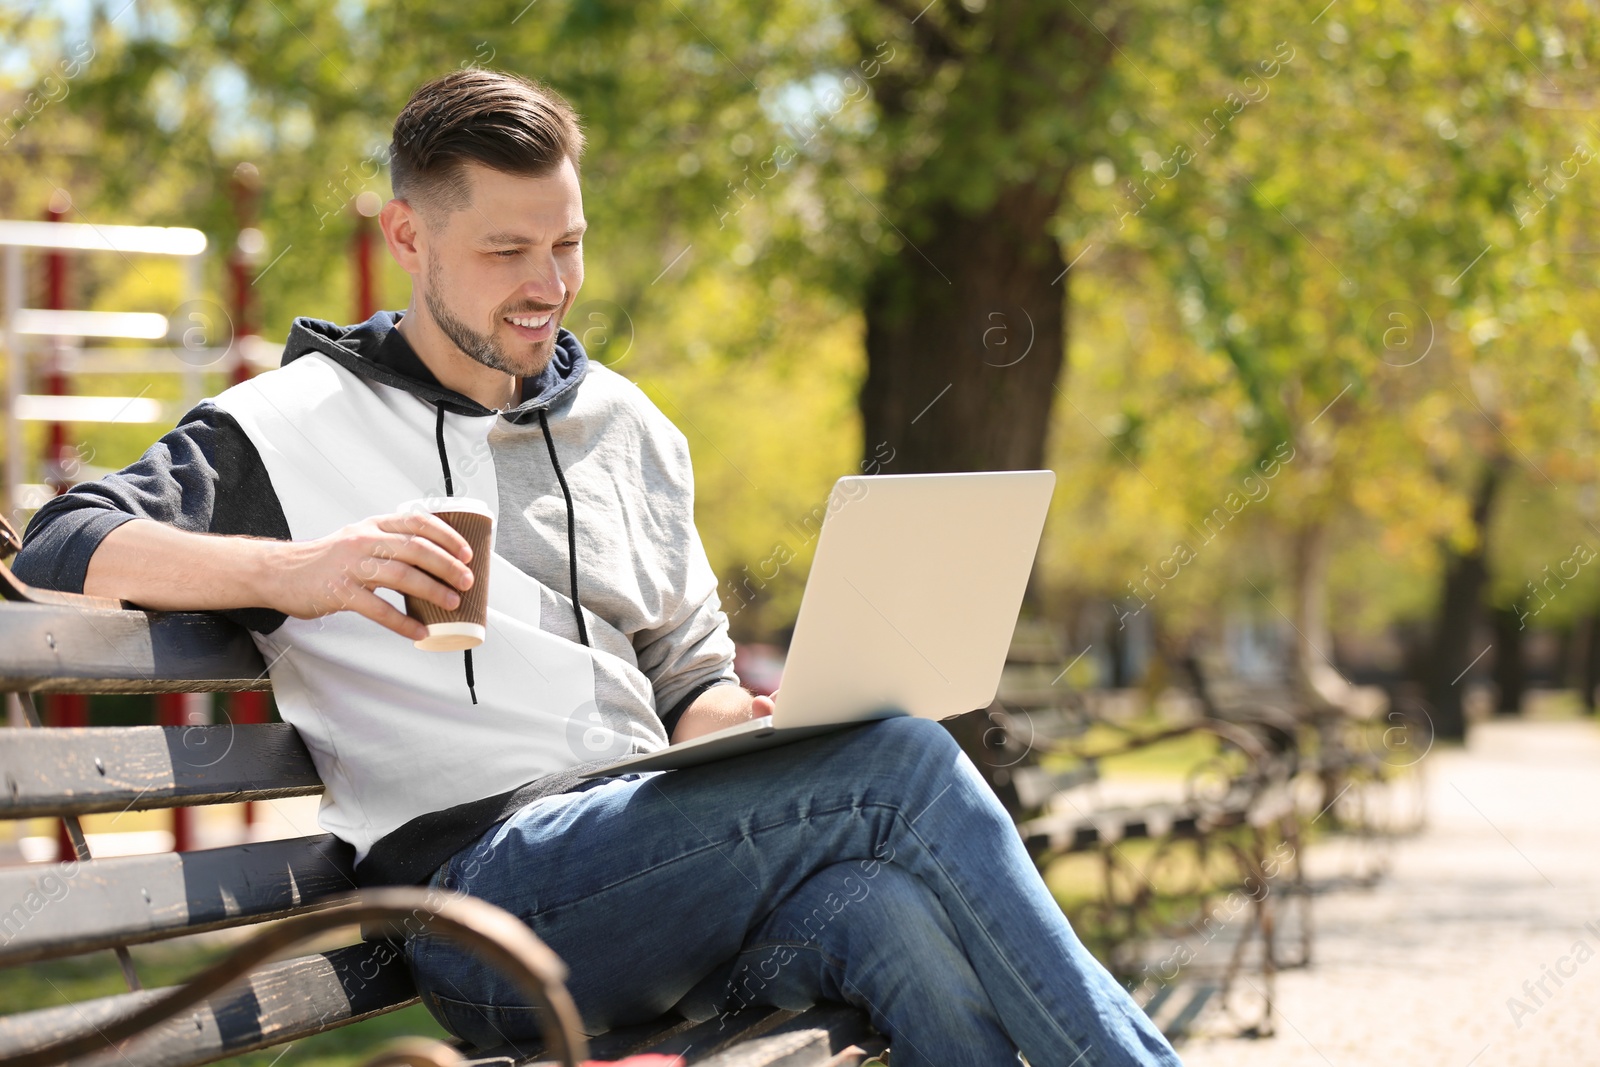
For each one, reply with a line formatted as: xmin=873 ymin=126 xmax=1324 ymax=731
xmin=380 ymin=198 xmax=424 ymax=275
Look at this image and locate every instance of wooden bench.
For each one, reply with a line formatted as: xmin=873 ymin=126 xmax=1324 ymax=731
xmin=0 ymin=558 xmax=885 ymax=1067
xmin=1180 ymin=652 xmax=1429 ymax=876
xmin=949 ymin=621 xmax=1313 ymax=1040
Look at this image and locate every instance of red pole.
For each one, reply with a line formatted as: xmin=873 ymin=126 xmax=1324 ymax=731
xmin=228 ymin=162 xmax=262 ymax=364
xmin=42 ymin=193 xmax=89 ymax=862
xmin=227 ymin=163 xmax=268 ymax=831
xmin=230 ymin=692 xmax=266 ymax=832
xmin=228 ymin=246 xmax=255 ymax=371
xmin=352 ymin=191 xmax=382 ymax=321
xmin=353 ymin=218 xmax=375 ymax=320
xmin=155 ymin=694 xmax=218 ymax=852
xmin=43 ymin=194 xmax=70 ymax=491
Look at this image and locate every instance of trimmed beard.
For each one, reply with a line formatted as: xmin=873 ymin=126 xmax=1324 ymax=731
xmin=424 ymin=254 xmax=556 ymax=378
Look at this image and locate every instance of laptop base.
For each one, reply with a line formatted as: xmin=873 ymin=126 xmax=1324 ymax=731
xmin=578 ymin=716 xmax=895 ymax=778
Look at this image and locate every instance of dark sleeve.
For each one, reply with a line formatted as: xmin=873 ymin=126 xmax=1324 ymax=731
xmin=10 ymin=401 xmax=292 ymax=633
xmin=659 ymin=676 xmax=739 ymax=740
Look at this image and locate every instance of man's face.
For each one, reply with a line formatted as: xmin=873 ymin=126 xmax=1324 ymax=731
xmin=416 ymin=158 xmax=586 ymax=380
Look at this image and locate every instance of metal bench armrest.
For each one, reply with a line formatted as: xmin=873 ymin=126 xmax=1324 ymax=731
xmin=3 ymin=889 xmax=590 ymax=1067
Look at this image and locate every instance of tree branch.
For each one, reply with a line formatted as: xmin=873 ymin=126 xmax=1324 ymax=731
xmin=875 ymin=0 xmax=964 ymax=64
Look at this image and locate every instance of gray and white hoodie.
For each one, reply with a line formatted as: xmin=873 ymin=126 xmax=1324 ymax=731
xmin=13 ymin=310 xmax=741 ymax=885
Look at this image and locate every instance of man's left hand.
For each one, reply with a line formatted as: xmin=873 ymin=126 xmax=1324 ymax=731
xmin=670 ymin=684 xmax=777 ymax=744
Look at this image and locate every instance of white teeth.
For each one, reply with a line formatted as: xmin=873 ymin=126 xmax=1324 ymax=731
xmin=506 ymin=313 xmax=552 ymax=329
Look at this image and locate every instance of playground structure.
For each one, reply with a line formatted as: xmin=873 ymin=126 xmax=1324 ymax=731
xmin=1 ymin=169 xmax=384 ymax=862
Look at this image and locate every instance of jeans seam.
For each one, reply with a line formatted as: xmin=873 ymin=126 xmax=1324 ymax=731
xmin=428 ymin=986 xmax=607 ymax=1041
xmin=515 ymin=798 xmax=887 ymax=918
xmin=430 ymin=989 xmax=537 ymax=1013
xmin=730 ymin=937 xmax=845 ymax=973
xmin=891 ymin=807 xmax=1098 ymax=1061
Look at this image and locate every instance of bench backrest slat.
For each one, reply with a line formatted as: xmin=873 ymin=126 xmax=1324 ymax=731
xmin=0 ymin=724 xmax=322 ymax=818
xmin=0 ymin=834 xmax=355 ymax=966
xmin=0 ymin=603 xmax=269 ymax=693
xmin=0 ymin=941 xmax=415 ymax=1067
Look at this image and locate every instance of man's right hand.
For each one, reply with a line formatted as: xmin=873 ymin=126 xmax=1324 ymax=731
xmin=84 ymin=511 xmax=477 ymax=642
xmin=262 ymin=512 xmax=476 ymax=641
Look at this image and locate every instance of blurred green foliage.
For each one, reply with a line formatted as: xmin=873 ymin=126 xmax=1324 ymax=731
xmin=1 ymin=0 xmax=1598 ymax=652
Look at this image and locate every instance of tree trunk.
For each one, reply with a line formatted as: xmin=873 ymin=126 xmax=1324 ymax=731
xmin=1491 ymin=606 xmax=1526 ymax=715
xmin=1425 ymin=464 xmax=1501 ymax=741
xmin=1557 ymin=625 xmax=1577 ymax=693
xmin=864 ymin=182 xmax=1071 ymax=793
xmin=1289 ymin=519 xmax=1338 ymax=710
xmin=1583 ymin=610 xmax=1600 ymax=714
xmin=860 ymin=181 xmax=1067 ymax=474
xmin=1289 ymin=517 xmax=1356 ymax=817
xmin=1106 ymin=603 xmax=1131 ymax=689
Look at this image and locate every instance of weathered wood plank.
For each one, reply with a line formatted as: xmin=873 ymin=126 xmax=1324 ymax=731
xmin=0 ymin=724 xmax=323 ymax=818
xmin=628 ymin=1006 xmax=792 ymax=1059
xmin=0 ymin=834 xmax=355 ymax=966
xmin=511 ymin=1030 xmax=842 ymax=1067
xmin=0 ymin=940 xmax=416 ymax=1067
xmin=1020 ymin=800 xmax=1255 ymax=857
xmin=464 ymin=1006 xmax=776 ymax=1065
xmin=0 ymin=602 xmax=270 ymax=693
xmin=1009 ymin=761 xmax=1098 ymax=810
xmin=746 ymin=1003 xmax=884 ymax=1058
xmin=694 ymin=1030 xmax=834 ymax=1067
xmin=489 ymin=1003 xmax=883 ymax=1066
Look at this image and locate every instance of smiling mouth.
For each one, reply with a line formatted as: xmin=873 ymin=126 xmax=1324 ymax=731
xmin=505 ymin=311 xmax=555 ymax=330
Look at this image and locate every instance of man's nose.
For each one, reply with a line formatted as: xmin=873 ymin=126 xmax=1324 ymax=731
xmin=517 ymin=252 xmax=568 ymax=306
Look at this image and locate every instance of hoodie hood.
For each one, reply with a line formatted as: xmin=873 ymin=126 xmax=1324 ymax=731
xmin=280 ymin=309 xmax=589 ymax=422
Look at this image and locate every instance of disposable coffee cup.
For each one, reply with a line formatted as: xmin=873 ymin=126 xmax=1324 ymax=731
xmin=396 ymin=496 xmax=493 ymax=652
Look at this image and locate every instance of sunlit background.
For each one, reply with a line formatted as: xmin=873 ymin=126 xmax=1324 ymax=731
xmin=2 ymin=2 xmax=1599 ymax=1064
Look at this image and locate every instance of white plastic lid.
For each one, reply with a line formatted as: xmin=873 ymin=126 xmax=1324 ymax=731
xmin=414 ymin=621 xmax=486 ymax=652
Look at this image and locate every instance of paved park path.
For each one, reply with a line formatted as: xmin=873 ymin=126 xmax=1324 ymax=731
xmin=1179 ymin=716 xmax=1600 ymax=1067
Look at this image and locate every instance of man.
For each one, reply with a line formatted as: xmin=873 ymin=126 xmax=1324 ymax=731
xmin=12 ymin=69 xmax=1179 ymax=1067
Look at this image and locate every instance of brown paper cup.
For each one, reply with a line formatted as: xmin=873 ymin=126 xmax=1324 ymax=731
xmin=397 ymin=496 xmax=493 ymax=652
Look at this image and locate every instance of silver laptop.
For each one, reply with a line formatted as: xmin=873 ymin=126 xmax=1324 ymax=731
xmin=579 ymin=469 xmax=1056 ymax=778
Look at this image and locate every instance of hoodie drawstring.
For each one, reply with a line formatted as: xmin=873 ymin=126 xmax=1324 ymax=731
xmin=434 ymin=404 xmax=455 ymax=497
xmin=434 ymin=405 xmax=476 ymax=704
xmin=538 ymin=407 xmax=590 ymax=648
xmin=432 ymin=402 xmax=591 ymax=705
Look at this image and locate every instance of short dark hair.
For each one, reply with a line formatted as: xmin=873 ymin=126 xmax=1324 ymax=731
xmin=389 ymin=69 xmax=585 ymax=221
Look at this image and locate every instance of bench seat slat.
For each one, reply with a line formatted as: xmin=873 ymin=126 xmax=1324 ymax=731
xmin=0 ymin=724 xmax=322 ymax=818
xmin=0 ymin=602 xmax=269 ymax=694
xmin=469 ymin=1003 xmax=884 ymax=1065
xmin=692 ymin=1029 xmax=834 ymax=1066
xmin=595 ymin=1006 xmax=791 ymax=1060
xmin=0 ymin=940 xmax=415 ymax=1067
xmin=750 ymin=1001 xmax=883 ymax=1053
xmin=0 ymin=834 xmax=354 ymax=966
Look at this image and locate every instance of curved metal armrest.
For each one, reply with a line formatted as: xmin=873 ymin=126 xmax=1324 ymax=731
xmin=4 ymin=889 xmax=589 ymax=1067
xmin=0 ymin=511 xmax=20 ymax=559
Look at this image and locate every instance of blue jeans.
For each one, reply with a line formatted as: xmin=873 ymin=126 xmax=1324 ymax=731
xmin=403 ymin=716 xmax=1180 ymax=1067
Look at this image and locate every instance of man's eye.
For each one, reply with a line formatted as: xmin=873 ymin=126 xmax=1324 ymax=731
xmin=492 ymin=249 xmax=520 ymax=258
xmin=558 ymin=240 xmax=581 ymax=249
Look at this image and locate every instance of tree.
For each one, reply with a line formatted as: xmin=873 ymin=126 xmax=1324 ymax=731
xmin=843 ymin=3 xmax=1123 ymax=475
xmin=1065 ymin=0 xmax=1600 ymax=738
